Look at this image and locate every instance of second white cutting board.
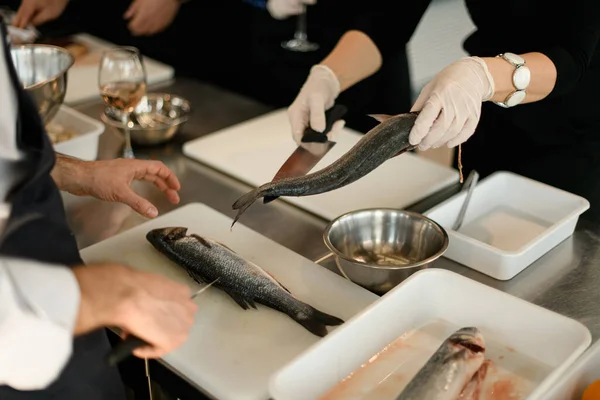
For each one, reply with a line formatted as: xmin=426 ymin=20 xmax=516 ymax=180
xmin=183 ymin=109 xmax=459 ymax=221
xmin=80 ymin=203 xmax=378 ymax=400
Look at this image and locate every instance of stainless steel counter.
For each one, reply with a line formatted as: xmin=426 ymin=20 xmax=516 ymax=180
xmin=65 ymin=77 xmax=600 ymax=397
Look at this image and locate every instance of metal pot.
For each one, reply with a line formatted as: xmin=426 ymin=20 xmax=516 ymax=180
xmin=10 ymin=44 xmax=74 ymax=125
xmin=320 ymin=208 xmax=449 ymax=295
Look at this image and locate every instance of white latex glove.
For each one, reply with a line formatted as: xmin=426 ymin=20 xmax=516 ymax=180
xmin=288 ymin=64 xmax=343 ymax=144
xmin=266 ymin=0 xmax=316 ymax=20
xmin=409 ymin=56 xmax=495 ymax=151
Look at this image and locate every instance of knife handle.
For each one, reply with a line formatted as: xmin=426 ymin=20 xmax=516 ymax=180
xmin=301 ymin=104 xmax=348 ymax=143
xmin=106 ymin=335 xmax=149 ymax=366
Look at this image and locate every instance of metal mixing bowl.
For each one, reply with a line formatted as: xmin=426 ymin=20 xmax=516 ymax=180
xmin=101 ymin=93 xmax=191 ymax=145
xmin=10 ymin=44 xmax=74 ymax=125
xmin=323 ymin=208 xmax=449 ymax=295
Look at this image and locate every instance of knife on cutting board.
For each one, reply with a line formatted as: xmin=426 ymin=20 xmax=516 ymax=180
xmin=105 ymin=278 xmax=218 ymax=366
xmin=270 ymin=104 xmax=348 ymax=184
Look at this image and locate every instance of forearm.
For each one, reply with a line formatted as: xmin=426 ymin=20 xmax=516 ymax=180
xmin=51 ymin=152 xmax=87 ymax=194
xmin=320 ymin=30 xmax=382 ymax=92
xmin=483 ymin=52 xmax=557 ymax=104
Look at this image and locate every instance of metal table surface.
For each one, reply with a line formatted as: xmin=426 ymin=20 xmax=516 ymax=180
xmin=64 ymin=77 xmax=600 ymax=398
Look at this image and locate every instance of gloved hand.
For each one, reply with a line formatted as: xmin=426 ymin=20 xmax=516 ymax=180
xmin=288 ymin=64 xmax=343 ymax=144
xmin=409 ymin=56 xmax=495 ymax=151
xmin=266 ymin=0 xmax=316 ymax=20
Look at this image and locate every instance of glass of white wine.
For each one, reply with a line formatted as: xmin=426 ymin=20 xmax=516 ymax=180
xmin=99 ymin=46 xmax=147 ymax=159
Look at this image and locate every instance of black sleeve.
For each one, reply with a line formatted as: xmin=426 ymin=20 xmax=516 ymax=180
xmin=541 ymin=0 xmax=600 ymax=98
xmin=345 ymin=0 xmax=432 ymax=59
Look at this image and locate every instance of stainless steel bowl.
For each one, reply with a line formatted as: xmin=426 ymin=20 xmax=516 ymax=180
xmin=101 ymin=93 xmax=191 ymax=145
xmin=323 ymin=208 xmax=449 ymax=295
xmin=10 ymin=44 xmax=74 ymax=124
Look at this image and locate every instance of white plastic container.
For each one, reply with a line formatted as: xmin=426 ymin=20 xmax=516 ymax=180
xmin=423 ymin=171 xmax=590 ymax=280
xmin=48 ymin=105 xmax=105 ymax=161
xmin=541 ymin=339 xmax=600 ymax=400
xmin=269 ymin=269 xmax=591 ymax=400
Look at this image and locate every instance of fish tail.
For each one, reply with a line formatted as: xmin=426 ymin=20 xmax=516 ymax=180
xmin=231 ymin=188 xmax=263 ymax=229
xmin=295 ymin=307 xmax=344 ymax=337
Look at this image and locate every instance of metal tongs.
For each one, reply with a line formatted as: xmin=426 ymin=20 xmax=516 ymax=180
xmin=105 ymin=278 xmax=219 ymax=366
xmin=452 ymin=170 xmax=479 ymax=231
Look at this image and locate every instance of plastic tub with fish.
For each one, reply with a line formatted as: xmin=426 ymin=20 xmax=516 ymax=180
xmin=539 ymin=339 xmax=600 ymax=400
xmin=268 ymin=269 xmax=591 ymax=400
xmin=423 ymin=171 xmax=589 ymax=281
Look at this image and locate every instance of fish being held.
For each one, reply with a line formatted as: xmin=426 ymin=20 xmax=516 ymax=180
xmin=231 ymin=112 xmax=418 ymax=227
xmin=146 ymin=227 xmax=344 ymax=337
xmin=396 ymin=327 xmax=486 ymax=400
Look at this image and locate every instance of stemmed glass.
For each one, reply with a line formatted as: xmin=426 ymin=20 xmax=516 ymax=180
xmin=98 ymin=46 xmax=147 ymax=159
xmin=281 ymin=6 xmax=319 ymax=52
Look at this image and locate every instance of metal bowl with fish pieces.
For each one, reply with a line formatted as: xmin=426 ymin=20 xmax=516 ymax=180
xmin=10 ymin=44 xmax=74 ymax=125
xmin=321 ymin=208 xmax=449 ymax=295
xmin=101 ymin=93 xmax=191 ymax=145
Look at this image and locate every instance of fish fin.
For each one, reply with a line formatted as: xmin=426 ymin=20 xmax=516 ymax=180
xmin=231 ymin=188 xmax=263 ymax=229
xmin=294 ymin=306 xmax=345 ymax=337
xmin=191 ymin=234 xmax=212 ymax=248
xmin=224 ymin=289 xmax=256 ymax=310
xmin=367 ymin=114 xmax=394 ymax=123
xmin=263 ymin=195 xmax=279 ymax=204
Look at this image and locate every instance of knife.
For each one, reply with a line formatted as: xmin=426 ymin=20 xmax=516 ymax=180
xmin=270 ymin=104 xmax=348 ymax=184
xmin=105 ymin=278 xmax=219 ymax=366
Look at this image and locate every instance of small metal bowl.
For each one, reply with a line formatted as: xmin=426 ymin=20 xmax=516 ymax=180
xmin=101 ymin=93 xmax=191 ymax=145
xmin=322 ymin=208 xmax=449 ymax=295
xmin=10 ymin=44 xmax=74 ymax=124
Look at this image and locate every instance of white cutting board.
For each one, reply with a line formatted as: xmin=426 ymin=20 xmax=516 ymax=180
xmin=64 ymin=34 xmax=174 ymax=104
xmin=182 ymin=109 xmax=459 ymax=221
xmin=80 ymin=203 xmax=379 ymax=400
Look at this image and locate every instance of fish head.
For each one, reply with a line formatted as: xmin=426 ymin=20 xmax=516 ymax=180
xmin=448 ymin=327 xmax=486 ymax=356
xmin=146 ymin=227 xmax=188 ymax=247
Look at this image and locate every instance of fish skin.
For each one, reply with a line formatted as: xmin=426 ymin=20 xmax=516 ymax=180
xmin=396 ymin=327 xmax=486 ymax=400
xmin=458 ymin=360 xmax=492 ymax=400
xmin=146 ymin=227 xmax=344 ymax=337
xmin=231 ymin=112 xmax=418 ymax=228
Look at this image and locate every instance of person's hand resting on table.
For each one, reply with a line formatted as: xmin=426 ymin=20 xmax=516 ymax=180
xmin=51 ymin=155 xmax=181 ymax=219
xmin=124 ymin=0 xmax=181 ymax=36
xmin=408 ymin=57 xmax=495 ymax=151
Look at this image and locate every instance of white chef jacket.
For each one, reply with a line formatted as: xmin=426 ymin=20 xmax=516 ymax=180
xmin=0 ymin=32 xmax=80 ymax=390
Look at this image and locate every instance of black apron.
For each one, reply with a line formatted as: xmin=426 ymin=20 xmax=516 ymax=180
xmin=0 ymin=19 xmax=126 ymax=400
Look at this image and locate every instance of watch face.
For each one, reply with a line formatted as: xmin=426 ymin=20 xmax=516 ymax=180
xmin=506 ymin=90 xmax=526 ymax=107
xmin=513 ymin=66 xmax=531 ymax=90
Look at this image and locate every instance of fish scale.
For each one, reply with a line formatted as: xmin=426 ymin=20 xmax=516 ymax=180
xmin=146 ymin=227 xmax=344 ymax=337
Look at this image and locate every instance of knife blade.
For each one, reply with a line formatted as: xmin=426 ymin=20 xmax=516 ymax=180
xmin=105 ymin=278 xmax=219 ymax=366
xmin=270 ymin=104 xmax=347 ymax=183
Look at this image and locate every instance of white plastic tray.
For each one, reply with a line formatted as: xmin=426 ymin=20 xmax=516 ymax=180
xmin=423 ymin=171 xmax=590 ymax=280
xmin=49 ymin=105 xmax=104 ymax=161
xmin=541 ymin=339 xmax=600 ymax=400
xmin=269 ymin=269 xmax=591 ymax=400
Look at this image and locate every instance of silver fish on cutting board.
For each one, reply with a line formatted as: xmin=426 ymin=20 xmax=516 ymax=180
xmin=230 ymin=112 xmax=418 ymax=227
xmin=396 ymin=327 xmax=486 ymax=400
xmin=146 ymin=227 xmax=344 ymax=337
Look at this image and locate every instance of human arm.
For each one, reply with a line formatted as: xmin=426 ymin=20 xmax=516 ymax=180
xmin=51 ymin=153 xmax=180 ymax=218
xmin=409 ymin=1 xmax=600 ymax=150
xmin=12 ymin=0 xmax=69 ymax=28
xmin=285 ymin=0 xmax=431 ymax=142
xmin=0 ymin=257 xmax=197 ymax=390
xmin=124 ymin=0 xmax=181 ymax=36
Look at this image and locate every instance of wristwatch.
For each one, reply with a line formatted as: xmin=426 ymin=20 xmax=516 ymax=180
xmin=493 ymin=52 xmax=531 ymax=108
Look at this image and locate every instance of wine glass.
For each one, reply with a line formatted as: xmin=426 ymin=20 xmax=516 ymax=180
xmin=98 ymin=46 xmax=147 ymax=159
xmin=281 ymin=6 xmax=319 ymax=52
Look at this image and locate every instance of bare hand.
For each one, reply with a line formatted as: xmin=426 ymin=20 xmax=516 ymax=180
xmin=54 ymin=156 xmax=181 ymax=218
xmin=73 ymin=263 xmax=197 ymax=359
xmin=124 ymin=0 xmax=181 ymax=36
xmin=12 ymin=0 xmax=69 ymax=28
